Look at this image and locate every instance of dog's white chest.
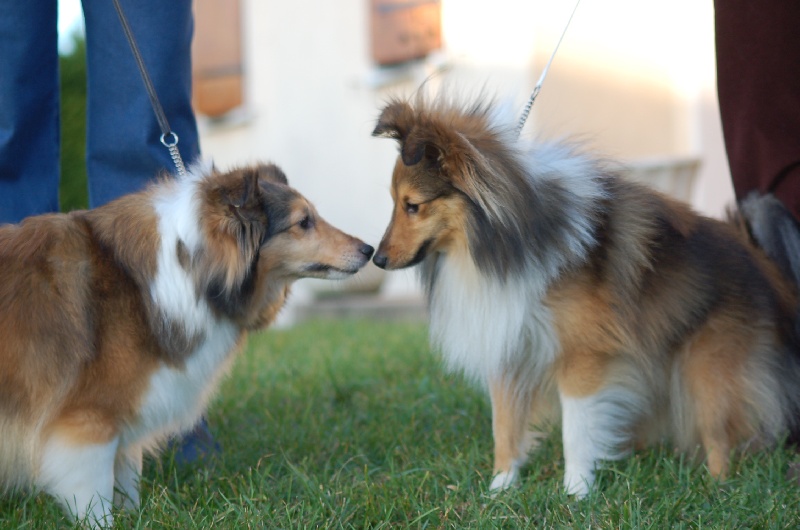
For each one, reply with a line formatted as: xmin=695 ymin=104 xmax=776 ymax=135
xmin=122 ymin=320 xmax=239 ymax=448
xmin=122 ymin=185 xmax=243 ymax=448
xmin=427 ymin=255 xmax=559 ymax=385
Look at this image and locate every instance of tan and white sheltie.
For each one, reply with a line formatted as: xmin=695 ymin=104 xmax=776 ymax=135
xmin=371 ymin=93 xmax=800 ymax=497
xmin=0 ymin=163 xmax=373 ymax=525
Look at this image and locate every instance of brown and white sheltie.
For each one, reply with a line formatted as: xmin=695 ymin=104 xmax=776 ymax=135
xmin=371 ymin=93 xmax=800 ymax=497
xmin=0 ymin=163 xmax=373 ymax=525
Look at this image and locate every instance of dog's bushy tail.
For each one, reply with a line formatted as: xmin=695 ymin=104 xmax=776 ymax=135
xmin=734 ymin=193 xmax=800 ymax=444
xmin=737 ymin=192 xmax=800 ymax=345
xmin=739 ymin=193 xmax=800 ymax=291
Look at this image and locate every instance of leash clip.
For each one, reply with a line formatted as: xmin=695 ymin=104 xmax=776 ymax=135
xmin=114 ymin=0 xmax=188 ymax=177
xmin=160 ymin=132 xmax=187 ymax=177
xmin=160 ymin=132 xmax=179 ymax=148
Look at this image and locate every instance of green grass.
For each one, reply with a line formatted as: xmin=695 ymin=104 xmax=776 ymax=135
xmin=2 ymin=319 xmax=799 ymax=528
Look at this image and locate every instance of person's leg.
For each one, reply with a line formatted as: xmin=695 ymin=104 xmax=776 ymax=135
xmin=715 ymin=0 xmax=800 ymax=222
xmin=0 ymin=0 xmax=60 ymax=223
xmin=82 ymin=0 xmax=213 ymax=462
xmin=82 ymin=0 xmax=200 ymax=208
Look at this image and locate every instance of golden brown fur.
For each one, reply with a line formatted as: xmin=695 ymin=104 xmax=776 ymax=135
xmin=371 ymin=94 xmax=800 ymax=496
xmin=0 ymin=163 xmax=373 ymax=525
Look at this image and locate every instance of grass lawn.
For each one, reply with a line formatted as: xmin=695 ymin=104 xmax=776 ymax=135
xmin=2 ymin=318 xmax=799 ymax=528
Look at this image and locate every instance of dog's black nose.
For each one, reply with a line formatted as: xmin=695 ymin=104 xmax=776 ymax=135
xmin=373 ymin=253 xmax=388 ymax=269
xmin=360 ymin=244 xmax=375 ymax=258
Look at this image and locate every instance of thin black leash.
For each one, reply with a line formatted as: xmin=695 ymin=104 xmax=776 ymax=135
xmin=112 ymin=0 xmax=188 ymax=177
xmin=515 ymin=0 xmax=582 ymax=137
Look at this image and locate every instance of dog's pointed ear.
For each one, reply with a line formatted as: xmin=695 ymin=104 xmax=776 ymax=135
xmin=218 ymin=168 xmax=264 ymax=224
xmin=239 ymin=168 xmax=263 ymax=210
xmin=222 ymin=168 xmax=264 ymax=229
xmin=254 ymin=163 xmax=288 ymax=185
xmin=372 ymin=101 xmax=415 ymax=140
xmin=402 ymin=121 xmax=474 ymax=175
xmin=229 ymin=169 xmax=271 ymax=249
xmin=401 ymin=127 xmax=441 ymax=167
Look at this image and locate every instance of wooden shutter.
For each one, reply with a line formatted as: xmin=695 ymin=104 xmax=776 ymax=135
xmin=192 ymin=0 xmax=243 ymax=117
xmin=371 ymin=0 xmax=442 ymax=66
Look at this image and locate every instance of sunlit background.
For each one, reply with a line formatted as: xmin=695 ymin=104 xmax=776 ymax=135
xmin=57 ymin=0 xmax=83 ymax=53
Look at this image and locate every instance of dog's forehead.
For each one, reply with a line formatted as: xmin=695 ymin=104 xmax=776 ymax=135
xmin=288 ymin=195 xmax=313 ymax=218
xmin=391 ymin=158 xmax=450 ymax=201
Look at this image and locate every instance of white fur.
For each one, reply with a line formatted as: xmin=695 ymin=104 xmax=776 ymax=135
xmin=489 ymin=468 xmax=520 ymax=491
xmin=122 ymin=166 xmax=241 ymax=452
xmin=428 ymin=250 xmax=562 ymax=494
xmin=489 ymin=111 xmax=609 ymax=274
xmin=113 ymin=446 xmax=142 ymax=511
xmin=425 ymin=143 xmax=603 ymax=383
xmin=560 ymin=388 xmax=639 ymax=497
xmin=123 ymin=321 xmax=239 ymax=452
xmin=37 ymin=434 xmax=118 ymax=527
xmin=526 ymin=141 xmax=610 ymax=275
xmin=150 ymin=166 xmax=214 ymax=338
xmin=428 ymin=250 xmax=559 ymax=387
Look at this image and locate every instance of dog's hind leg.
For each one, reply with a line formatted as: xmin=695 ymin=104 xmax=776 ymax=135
xmin=685 ymin=365 xmax=734 ymax=480
xmin=681 ymin=316 xmax=756 ymax=480
xmin=488 ymin=375 xmax=537 ymax=491
xmin=114 ymin=445 xmax=143 ymax=511
xmin=37 ymin=428 xmax=119 ymax=527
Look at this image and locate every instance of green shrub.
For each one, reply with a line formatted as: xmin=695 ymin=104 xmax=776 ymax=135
xmin=59 ymin=35 xmax=88 ymax=212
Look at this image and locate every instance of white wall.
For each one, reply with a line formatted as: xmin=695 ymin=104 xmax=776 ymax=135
xmin=201 ymin=1 xmax=399 ymax=241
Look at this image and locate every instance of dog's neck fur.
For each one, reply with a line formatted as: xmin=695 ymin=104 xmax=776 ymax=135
xmin=121 ymin=168 xmax=244 ymax=449
xmin=419 ymin=140 xmax=609 ymax=384
xmin=422 ymin=140 xmax=608 ymax=288
xmin=150 ymin=170 xmax=217 ymax=343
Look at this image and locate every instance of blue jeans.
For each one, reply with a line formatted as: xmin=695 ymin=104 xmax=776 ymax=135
xmin=0 ymin=0 xmax=200 ymax=223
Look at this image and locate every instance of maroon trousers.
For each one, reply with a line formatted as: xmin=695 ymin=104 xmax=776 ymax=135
xmin=715 ymin=0 xmax=800 ymax=222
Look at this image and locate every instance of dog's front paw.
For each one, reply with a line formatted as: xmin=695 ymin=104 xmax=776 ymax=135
xmin=563 ymin=467 xmax=593 ymax=499
xmin=489 ymin=467 xmax=520 ymax=492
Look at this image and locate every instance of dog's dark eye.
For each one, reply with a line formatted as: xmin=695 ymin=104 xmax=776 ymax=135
xmin=298 ymin=216 xmax=311 ymax=230
xmin=405 ymin=203 xmax=419 ymax=214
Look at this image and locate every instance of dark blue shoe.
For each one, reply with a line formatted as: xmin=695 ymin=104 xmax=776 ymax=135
xmin=171 ymin=417 xmax=221 ymax=467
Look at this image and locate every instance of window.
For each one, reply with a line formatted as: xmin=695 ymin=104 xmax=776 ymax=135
xmin=191 ymin=0 xmax=243 ymax=117
xmin=370 ymin=0 xmax=442 ymax=66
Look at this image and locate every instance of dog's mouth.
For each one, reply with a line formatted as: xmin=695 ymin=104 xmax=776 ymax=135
xmin=375 ymin=239 xmax=433 ymax=270
xmin=407 ymin=238 xmax=433 ymax=268
xmin=303 ymin=263 xmax=362 ymax=279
